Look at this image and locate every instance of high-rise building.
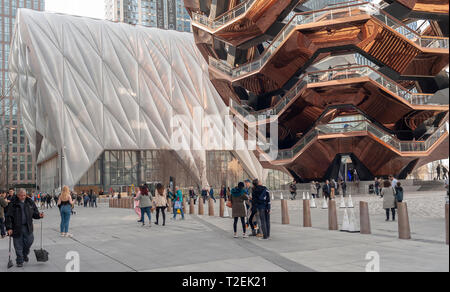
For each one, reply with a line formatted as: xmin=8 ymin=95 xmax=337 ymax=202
xmin=1 ymin=0 xmax=45 ymax=191
xmin=105 ymin=0 xmax=192 ymax=32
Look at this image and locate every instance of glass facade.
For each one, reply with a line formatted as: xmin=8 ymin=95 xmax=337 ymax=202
xmin=105 ymin=0 xmax=191 ymax=32
xmin=75 ymin=150 xmax=291 ymax=193
xmin=0 ymin=0 xmax=44 ymax=189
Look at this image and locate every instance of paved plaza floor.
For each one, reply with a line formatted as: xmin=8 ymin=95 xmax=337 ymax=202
xmin=0 ymin=191 xmax=448 ymax=272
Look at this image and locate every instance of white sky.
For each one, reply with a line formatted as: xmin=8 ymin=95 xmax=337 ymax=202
xmin=45 ymin=0 xmax=105 ymax=19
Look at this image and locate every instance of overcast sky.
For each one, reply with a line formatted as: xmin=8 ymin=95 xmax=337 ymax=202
xmin=45 ymin=0 xmax=105 ymax=19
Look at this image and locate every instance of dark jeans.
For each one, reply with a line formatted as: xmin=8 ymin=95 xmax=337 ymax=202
xmin=386 ymin=208 xmax=396 ymax=220
xmin=258 ymin=209 xmax=270 ymax=239
xmin=93 ymin=199 xmax=97 ymax=208
xmin=210 ymin=195 xmax=216 ymax=203
xmin=155 ymin=207 xmax=166 ymax=225
xmin=233 ymin=217 xmax=246 ymax=233
xmin=290 ymin=192 xmax=297 ymax=200
xmin=0 ymin=218 xmax=6 ymax=236
xmin=13 ymin=225 xmax=34 ymax=264
xmin=140 ymin=207 xmax=151 ymax=223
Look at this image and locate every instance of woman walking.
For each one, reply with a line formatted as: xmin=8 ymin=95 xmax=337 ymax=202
xmin=136 ymin=186 xmax=152 ymax=227
xmin=173 ymin=187 xmax=184 ymax=220
xmin=381 ymin=180 xmax=397 ymax=221
xmin=231 ymin=182 xmax=249 ymax=238
xmin=153 ymin=184 xmax=168 ymax=226
xmin=58 ymin=186 xmax=74 ymax=237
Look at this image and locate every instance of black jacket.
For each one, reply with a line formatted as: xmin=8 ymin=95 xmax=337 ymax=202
xmin=252 ymin=185 xmax=271 ymax=211
xmin=5 ymin=196 xmax=41 ymax=238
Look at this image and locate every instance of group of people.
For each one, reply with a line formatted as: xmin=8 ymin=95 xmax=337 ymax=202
xmin=436 ymin=164 xmax=449 ymax=180
xmin=75 ymin=191 xmax=99 ymax=208
xmin=374 ymin=176 xmax=404 ymax=221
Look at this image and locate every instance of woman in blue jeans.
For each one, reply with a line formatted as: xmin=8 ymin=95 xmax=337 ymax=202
xmin=136 ymin=186 xmax=152 ymax=227
xmin=58 ymin=186 xmax=74 ymax=237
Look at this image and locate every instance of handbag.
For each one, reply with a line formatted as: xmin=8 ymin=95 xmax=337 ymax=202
xmin=226 ymin=200 xmax=232 ymax=208
xmin=174 ymin=201 xmax=182 ymax=209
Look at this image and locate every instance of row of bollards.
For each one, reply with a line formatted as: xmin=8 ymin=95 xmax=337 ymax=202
xmin=278 ymin=192 xmax=449 ymax=243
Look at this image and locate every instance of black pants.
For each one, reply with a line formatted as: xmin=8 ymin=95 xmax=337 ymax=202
xmin=290 ymin=192 xmax=297 ymax=200
xmin=0 ymin=218 xmax=6 ymax=236
xmin=13 ymin=225 xmax=34 ymax=264
xmin=386 ymin=208 xmax=396 ymax=220
xmin=93 ymin=200 xmax=97 ymax=208
xmin=258 ymin=209 xmax=270 ymax=239
xmin=233 ymin=217 xmax=246 ymax=233
xmin=156 ymin=207 xmax=166 ymax=225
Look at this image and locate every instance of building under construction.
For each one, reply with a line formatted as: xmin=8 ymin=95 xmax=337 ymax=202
xmin=184 ymin=0 xmax=449 ymax=182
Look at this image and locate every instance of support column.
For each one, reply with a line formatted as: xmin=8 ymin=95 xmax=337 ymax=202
xmin=360 ymin=201 xmax=371 ymax=234
xmin=328 ymin=200 xmax=338 ymax=230
xmin=398 ymin=202 xmax=411 ymax=240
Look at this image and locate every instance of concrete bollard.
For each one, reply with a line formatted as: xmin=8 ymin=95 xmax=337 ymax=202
xmin=303 ymin=199 xmax=312 ymax=227
xmin=220 ymin=198 xmax=225 ymax=217
xmin=190 ymin=199 xmax=195 ymax=215
xmin=445 ymin=203 xmax=449 ymax=245
xmin=198 ymin=197 xmax=204 ymax=215
xmin=281 ymin=199 xmax=290 ymax=224
xmin=397 ymin=202 xmax=411 ymax=240
xmin=328 ymin=200 xmax=338 ymax=230
xmin=208 ymin=198 xmax=215 ymax=216
xmin=359 ymin=201 xmax=371 ymax=234
xmin=182 ymin=199 xmax=187 ymax=214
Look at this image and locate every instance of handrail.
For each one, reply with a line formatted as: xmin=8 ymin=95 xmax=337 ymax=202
xmin=260 ymin=117 xmax=449 ymax=161
xmin=230 ymin=63 xmax=440 ymax=124
xmin=209 ymin=1 xmax=449 ymax=79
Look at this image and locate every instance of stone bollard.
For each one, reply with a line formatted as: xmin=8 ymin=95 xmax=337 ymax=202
xmin=328 ymin=200 xmax=338 ymax=230
xmin=208 ymin=198 xmax=215 ymax=216
xmin=220 ymin=198 xmax=225 ymax=217
xmin=198 ymin=197 xmax=204 ymax=215
xmin=281 ymin=199 xmax=290 ymax=224
xmin=397 ymin=202 xmax=411 ymax=240
xmin=190 ymin=199 xmax=195 ymax=215
xmin=360 ymin=201 xmax=371 ymax=234
xmin=109 ymin=199 xmax=112 ymax=208
xmin=303 ymin=199 xmax=312 ymax=227
xmin=445 ymin=203 xmax=449 ymax=245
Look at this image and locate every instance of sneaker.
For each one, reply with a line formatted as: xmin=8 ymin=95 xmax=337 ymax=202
xmin=256 ymin=233 xmax=263 ymax=238
xmin=154 ymin=222 xmax=159 ymax=225
xmin=243 ymin=234 xmax=249 ymax=238
xmin=24 ymin=256 xmax=29 ymax=263
xmin=61 ymin=233 xmax=66 ymax=237
xmin=16 ymin=263 xmax=23 ymax=268
xmin=233 ymin=233 xmax=238 ymax=238
xmin=257 ymin=237 xmax=268 ymax=241
xmin=65 ymin=233 xmax=73 ymax=238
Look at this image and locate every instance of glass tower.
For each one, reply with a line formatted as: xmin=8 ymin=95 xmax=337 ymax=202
xmin=1 ymin=0 xmax=45 ymax=190
xmin=105 ymin=0 xmax=191 ymax=32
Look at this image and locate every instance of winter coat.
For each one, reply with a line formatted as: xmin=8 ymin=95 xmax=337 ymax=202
xmin=230 ymin=188 xmax=248 ymax=218
xmin=137 ymin=194 xmax=152 ymax=208
xmin=153 ymin=190 xmax=168 ymax=207
xmin=381 ymin=187 xmax=397 ymax=209
xmin=395 ymin=186 xmax=404 ymax=202
xmin=5 ymin=196 xmax=42 ymax=238
xmin=0 ymin=197 xmax=8 ymax=219
xmin=252 ymin=185 xmax=271 ymax=211
xmin=310 ymin=183 xmax=316 ymax=194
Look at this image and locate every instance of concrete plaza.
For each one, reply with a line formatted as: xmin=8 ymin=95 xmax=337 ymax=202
xmin=0 ymin=191 xmax=448 ymax=272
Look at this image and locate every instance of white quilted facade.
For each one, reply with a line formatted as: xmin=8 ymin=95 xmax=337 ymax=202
xmin=9 ymin=9 xmax=265 ymax=191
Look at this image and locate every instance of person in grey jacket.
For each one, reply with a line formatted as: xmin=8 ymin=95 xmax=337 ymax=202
xmin=381 ymin=180 xmax=397 ymax=221
xmin=230 ymin=182 xmax=249 ymax=238
xmin=136 ymin=186 xmax=152 ymax=227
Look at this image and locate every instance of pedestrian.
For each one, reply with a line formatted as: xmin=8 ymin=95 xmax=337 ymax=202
xmin=389 ymin=175 xmax=398 ymax=189
xmin=289 ymin=181 xmax=297 ymax=200
xmin=310 ymin=181 xmax=316 ymax=198
xmin=92 ymin=192 xmax=98 ymax=208
xmin=53 ymin=194 xmax=58 ymax=208
xmin=395 ymin=182 xmax=404 ymax=203
xmin=189 ymin=186 xmax=197 ymax=205
xmin=315 ymin=181 xmax=321 ymax=198
xmin=0 ymin=191 xmax=10 ymax=239
xmin=230 ymin=182 xmax=249 ymax=238
xmin=76 ymin=194 xmax=82 ymax=206
xmin=323 ymin=180 xmax=331 ymax=201
xmin=46 ymin=194 xmax=52 ymax=209
xmin=252 ymin=179 xmax=271 ymax=240
xmin=209 ymin=186 xmax=216 ymax=203
xmin=136 ymin=185 xmax=152 ymax=227
xmin=374 ymin=178 xmax=380 ymax=196
xmin=442 ymin=165 xmax=448 ymax=180
xmin=437 ymin=164 xmax=442 ymax=180
xmin=341 ymin=179 xmax=347 ymax=197
xmin=220 ymin=185 xmax=226 ymax=199
xmin=173 ymin=187 xmax=185 ymax=220
xmin=201 ymin=187 xmax=208 ymax=203
xmin=381 ymin=180 xmax=397 ymax=221
xmin=58 ymin=186 xmax=74 ymax=237
xmin=83 ymin=193 xmax=89 ymax=207
xmin=89 ymin=191 xmax=93 ymax=207
xmin=153 ymin=184 xmax=167 ymax=226
xmin=5 ymin=188 xmax=44 ymax=267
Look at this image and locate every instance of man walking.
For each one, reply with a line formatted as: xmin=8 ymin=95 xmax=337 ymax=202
xmin=437 ymin=164 xmax=442 ymax=180
xmin=0 ymin=191 xmax=10 ymax=239
xmin=323 ymin=180 xmax=331 ymax=201
xmin=5 ymin=189 xmax=44 ymax=267
xmin=443 ymin=165 xmax=449 ymax=180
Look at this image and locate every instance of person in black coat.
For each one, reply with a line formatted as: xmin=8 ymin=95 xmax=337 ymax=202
xmin=5 ymin=189 xmax=44 ymax=267
xmin=252 ymin=179 xmax=271 ymax=240
xmin=323 ymin=180 xmax=331 ymax=200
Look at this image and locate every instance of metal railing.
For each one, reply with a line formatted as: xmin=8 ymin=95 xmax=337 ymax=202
xmin=260 ymin=118 xmax=449 ymax=161
xmin=230 ymin=63 xmax=440 ymax=125
xmin=209 ymin=1 xmax=448 ymax=78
